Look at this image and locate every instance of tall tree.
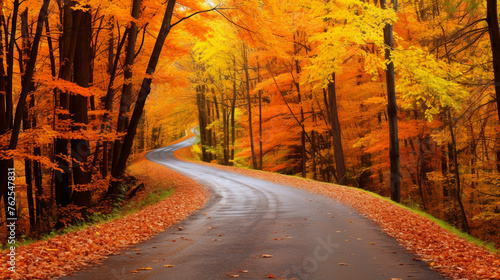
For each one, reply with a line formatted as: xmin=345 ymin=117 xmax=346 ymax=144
xmin=328 ymin=73 xmax=347 ymax=185
xmin=111 ymin=0 xmax=178 ymax=185
xmin=380 ymin=0 xmax=401 ymax=202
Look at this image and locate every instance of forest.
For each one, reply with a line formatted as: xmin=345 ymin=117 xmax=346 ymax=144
xmin=1 ymin=0 xmax=500 ymax=251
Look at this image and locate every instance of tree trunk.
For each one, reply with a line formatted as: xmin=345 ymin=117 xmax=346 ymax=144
xmin=70 ymin=8 xmax=92 ymax=208
xmin=111 ymin=0 xmax=178 ymax=183
xmin=487 ymin=0 xmax=500 ymax=125
xmin=448 ymin=111 xmax=470 ymax=233
xmin=113 ymin=0 xmax=142 ymax=174
xmin=21 ymin=8 xmax=36 ymax=230
xmin=327 ymin=73 xmax=347 ymax=185
xmin=1 ymin=0 xmax=51 ymax=219
xmin=381 ymin=0 xmax=401 ymax=202
xmin=231 ymin=57 xmax=237 ymax=161
xmin=243 ymin=44 xmax=257 ymax=169
xmin=5 ymin=0 xmax=19 ymax=131
xmin=259 ymin=89 xmax=263 ymax=170
xmin=197 ymin=85 xmax=209 ymax=161
xmin=55 ymin=0 xmax=80 ymax=207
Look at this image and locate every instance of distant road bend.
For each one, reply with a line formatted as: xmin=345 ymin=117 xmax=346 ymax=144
xmin=64 ymin=136 xmax=446 ymax=280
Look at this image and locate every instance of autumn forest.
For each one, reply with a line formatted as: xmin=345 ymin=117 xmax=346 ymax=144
xmin=1 ymin=0 xmax=500 ymax=256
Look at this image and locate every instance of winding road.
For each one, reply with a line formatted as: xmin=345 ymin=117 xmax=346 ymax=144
xmin=64 ymin=137 xmax=446 ymax=280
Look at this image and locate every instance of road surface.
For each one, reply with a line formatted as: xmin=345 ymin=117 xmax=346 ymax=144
xmin=62 ymin=137 xmax=445 ymax=280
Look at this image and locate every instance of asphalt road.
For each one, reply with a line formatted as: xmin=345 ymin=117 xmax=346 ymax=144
xmin=62 ymin=137 xmax=446 ymax=280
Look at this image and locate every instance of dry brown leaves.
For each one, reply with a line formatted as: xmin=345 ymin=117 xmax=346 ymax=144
xmin=0 ymin=151 xmax=208 ymax=280
xmin=181 ymin=158 xmax=500 ymax=280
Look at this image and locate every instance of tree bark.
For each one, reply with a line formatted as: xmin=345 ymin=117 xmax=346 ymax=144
xmin=243 ymin=44 xmax=257 ymax=169
xmin=381 ymin=0 xmax=401 ymax=202
xmin=55 ymin=0 xmax=80 ymax=207
xmin=448 ymin=111 xmax=470 ymax=233
xmin=70 ymin=8 xmax=92 ymax=208
xmin=197 ymin=85 xmax=209 ymax=161
xmin=487 ymin=0 xmax=500 ymax=124
xmin=5 ymin=0 xmax=19 ymax=131
xmin=113 ymin=0 xmax=142 ymax=173
xmin=231 ymin=57 xmax=237 ymax=161
xmin=21 ymin=8 xmax=36 ymax=230
xmin=327 ymin=73 xmax=347 ymax=185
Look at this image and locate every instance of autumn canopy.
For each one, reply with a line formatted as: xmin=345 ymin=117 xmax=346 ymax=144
xmin=1 ymin=0 xmax=500 ymax=252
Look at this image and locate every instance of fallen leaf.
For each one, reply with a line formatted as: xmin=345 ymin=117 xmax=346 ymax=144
xmin=164 ymin=265 xmax=175 ymax=268
xmin=262 ymin=254 xmax=273 ymax=258
xmin=240 ymin=270 xmax=248 ymax=273
xmin=137 ymin=267 xmax=152 ymax=270
xmin=129 ymin=271 xmax=140 ymax=273
xmin=44 ymin=248 xmax=58 ymax=252
xmin=268 ymin=274 xmax=276 ymax=278
xmin=228 ymin=274 xmax=239 ymax=277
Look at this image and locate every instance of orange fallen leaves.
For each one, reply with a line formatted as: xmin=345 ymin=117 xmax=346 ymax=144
xmin=0 ymin=154 xmax=208 ymax=280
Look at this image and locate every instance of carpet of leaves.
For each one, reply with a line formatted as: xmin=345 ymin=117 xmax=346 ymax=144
xmin=0 ymin=152 xmax=208 ymax=280
xmin=176 ymin=152 xmax=500 ymax=280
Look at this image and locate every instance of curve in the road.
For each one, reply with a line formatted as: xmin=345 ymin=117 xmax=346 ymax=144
xmin=62 ymin=137 xmax=446 ymax=280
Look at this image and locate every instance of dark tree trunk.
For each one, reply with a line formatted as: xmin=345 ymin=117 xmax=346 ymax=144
xmin=0 ymin=9 xmax=7 ymax=136
xmin=487 ymin=0 xmax=500 ymax=125
xmin=327 ymin=73 xmax=347 ymax=185
xmin=197 ymin=85 xmax=209 ymax=161
xmin=0 ymin=0 xmax=51 ymax=219
xmin=55 ymin=0 xmax=80 ymax=207
xmin=448 ymin=111 xmax=470 ymax=233
xmin=381 ymin=0 xmax=401 ymax=202
xmin=259 ymin=89 xmax=263 ymax=170
xmin=5 ymin=0 xmax=19 ymax=131
xmin=486 ymin=0 xmax=500 ymax=173
xmin=70 ymin=8 xmax=92 ymax=208
xmin=222 ymin=96 xmax=230 ymax=165
xmin=243 ymin=44 xmax=257 ymax=169
xmin=231 ymin=58 xmax=237 ymax=160
xmin=110 ymin=0 xmax=178 ymax=184
xmin=113 ymin=0 xmax=142 ymax=174
xmin=311 ymin=130 xmax=317 ymax=180
xmin=21 ymin=8 xmax=36 ymax=230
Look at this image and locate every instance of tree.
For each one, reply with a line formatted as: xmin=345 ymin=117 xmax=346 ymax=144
xmin=380 ymin=0 xmax=401 ymax=202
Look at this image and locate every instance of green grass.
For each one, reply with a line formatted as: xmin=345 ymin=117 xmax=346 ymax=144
xmin=2 ymin=187 xmax=175 ymax=250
